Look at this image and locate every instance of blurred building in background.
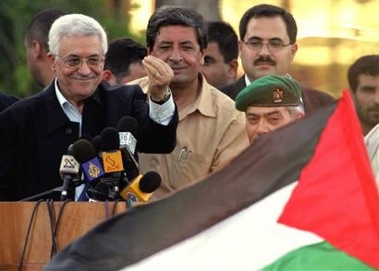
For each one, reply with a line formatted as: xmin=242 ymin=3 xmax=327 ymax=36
xmin=106 ymin=0 xmax=379 ymax=97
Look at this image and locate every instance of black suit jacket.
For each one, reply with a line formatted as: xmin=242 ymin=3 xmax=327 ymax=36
xmin=0 ymin=92 xmax=19 ymax=112
xmin=0 ymin=81 xmax=178 ymax=201
xmin=220 ymin=75 xmax=335 ymax=114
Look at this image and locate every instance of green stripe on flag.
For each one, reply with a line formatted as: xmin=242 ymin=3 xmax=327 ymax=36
xmin=263 ymin=241 xmax=375 ymax=271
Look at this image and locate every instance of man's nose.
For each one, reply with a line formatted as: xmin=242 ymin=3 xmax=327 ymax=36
xmin=258 ymin=43 xmax=271 ymax=57
xmin=77 ymin=60 xmax=92 ymax=74
xmin=256 ymin=119 xmax=270 ymax=135
xmin=169 ymin=48 xmax=183 ymax=62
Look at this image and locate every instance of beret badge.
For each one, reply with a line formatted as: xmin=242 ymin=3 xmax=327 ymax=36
xmin=273 ymin=88 xmax=284 ymax=103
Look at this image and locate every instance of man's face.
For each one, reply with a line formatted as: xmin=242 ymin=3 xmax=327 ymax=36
xmin=24 ymin=38 xmax=47 ymax=87
xmin=245 ymin=106 xmax=300 ymax=144
xmin=149 ymin=25 xmax=204 ymax=88
xmin=352 ymin=74 xmax=379 ymax=133
xmin=239 ymin=16 xmax=297 ymax=81
xmin=48 ymin=35 xmax=104 ymax=104
xmin=201 ymin=42 xmax=236 ymax=88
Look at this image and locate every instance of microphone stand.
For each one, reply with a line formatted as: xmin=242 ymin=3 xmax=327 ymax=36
xmin=60 ymin=175 xmax=72 ymax=201
xmin=19 ymin=187 xmax=63 ymax=201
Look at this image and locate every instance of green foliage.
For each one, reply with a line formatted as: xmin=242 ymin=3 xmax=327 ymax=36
xmin=0 ymin=0 xmax=140 ymax=98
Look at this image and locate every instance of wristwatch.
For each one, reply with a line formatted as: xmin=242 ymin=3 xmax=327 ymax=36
xmin=150 ymin=90 xmax=171 ymax=105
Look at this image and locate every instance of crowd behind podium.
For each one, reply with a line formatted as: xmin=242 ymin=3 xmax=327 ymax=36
xmin=0 ymin=3 xmax=378 ymax=271
xmin=0 ymin=2 xmax=378 ymax=217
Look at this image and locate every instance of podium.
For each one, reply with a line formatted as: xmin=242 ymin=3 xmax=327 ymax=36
xmin=0 ymin=201 xmax=127 ymax=271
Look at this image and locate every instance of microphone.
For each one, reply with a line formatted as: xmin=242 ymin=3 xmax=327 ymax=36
xmin=117 ymin=116 xmax=140 ymax=181
xmin=100 ymin=127 xmax=124 ymax=174
xmin=59 ymin=144 xmax=81 ymax=201
xmin=119 ymin=171 xmax=161 ymax=206
xmin=117 ymin=116 xmax=138 ymax=154
xmin=87 ymin=181 xmax=110 ymax=202
xmin=71 ymin=139 xmax=105 ymax=183
xmin=92 ymin=134 xmax=102 ymax=154
xmin=99 ymin=127 xmax=125 ymax=197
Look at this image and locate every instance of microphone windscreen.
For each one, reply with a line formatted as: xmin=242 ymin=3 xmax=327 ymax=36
xmin=100 ymin=127 xmax=120 ymax=151
xmin=92 ymin=135 xmax=102 ymax=153
xmin=117 ymin=116 xmax=139 ymax=136
xmin=71 ymin=139 xmax=97 ymax=163
xmin=67 ymin=144 xmax=74 ymax=155
xmin=89 ymin=181 xmax=109 ymax=201
xmin=139 ymin=171 xmax=161 ymax=193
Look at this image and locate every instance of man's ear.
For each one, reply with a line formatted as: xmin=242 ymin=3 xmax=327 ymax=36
xmin=102 ymin=70 xmax=113 ymax=82
xmin=295 ymin=111 xmax=304 ymax=120
xmin=199 ymin=49 xmax=205 ymax=65
xmin=32 ymin=40 xmax=45 ymax=59
xmin=46 ymin=52 xmax=56 ymax=72
xmin=228 ymin=59 xmax=239 ymax=80
xmin=238 ymin=40 xmax=244 ymax=58
xmin=290 ymin=43 xmax=298 ymax=62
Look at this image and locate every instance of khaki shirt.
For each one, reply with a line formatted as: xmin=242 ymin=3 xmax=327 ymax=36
xmin=129 ymin=75 xmax=249 ymax=200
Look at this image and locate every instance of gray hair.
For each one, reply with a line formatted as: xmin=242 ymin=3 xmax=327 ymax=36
xmin=286 ymin=106 xmax=303 ymax=118
xmin=146 ymin=5 xmax=207 ymax=50
xmin=48 ymin=13 xmax=108 ymax=55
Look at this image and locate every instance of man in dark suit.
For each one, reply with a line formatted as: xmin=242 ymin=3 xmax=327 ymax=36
xmin=0 ymin=14 xmax=178 ymax=201
xmin=221 ymin=4 xmax=334 ymax=114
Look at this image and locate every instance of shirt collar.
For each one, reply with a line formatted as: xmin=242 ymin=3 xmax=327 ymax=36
xmin=179 ymin=74 xmax=216 ymax=120
xmin=54 ymin=79 xmax=82 ymax=122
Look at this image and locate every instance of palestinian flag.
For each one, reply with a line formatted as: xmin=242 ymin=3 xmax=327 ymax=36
xmin=44 ymin=90 xmax=379 ymax=271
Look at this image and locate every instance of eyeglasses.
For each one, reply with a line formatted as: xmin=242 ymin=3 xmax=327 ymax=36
xmin=55 ymin=54 xmax=105 ymax=69
xmin=243 ymin=39 xmax=291 ymax=52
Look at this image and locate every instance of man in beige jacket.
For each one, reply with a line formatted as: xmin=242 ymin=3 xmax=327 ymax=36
xmin=130 ymin=6 xmax=249 ymax=200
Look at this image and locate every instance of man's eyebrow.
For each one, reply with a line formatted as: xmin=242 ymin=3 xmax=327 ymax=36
xmin=264 ymin=111 xmax=281 ymax=117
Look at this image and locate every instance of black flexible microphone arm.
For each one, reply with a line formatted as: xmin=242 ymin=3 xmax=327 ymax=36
xmin=19 ymin=187 xmax=63 ymax=202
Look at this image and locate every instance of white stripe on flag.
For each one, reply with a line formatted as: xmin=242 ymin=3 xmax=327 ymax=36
xmin=121 ymin=182 xmax=322 ymax=271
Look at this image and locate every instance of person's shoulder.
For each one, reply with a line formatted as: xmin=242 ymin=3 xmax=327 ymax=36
xmin=219 ymin=76 xmax=246 ymax=100
xmin=100 ymin=81 xmax=146 ymax=104
xmin=0 ymin=92 xmax=20 ymax=112
xmin=300 ymin=86 xmax=335 ymax=113
xmin=0 ymin=92 xmax=19 ymax=102
xmin=301 ymin=86 xmax=335 ymax=101
xmin=365 ymin=123 xmax=379 ymax=184
xmin=0 ymin=86 xmax=54 ymax=118
xmin=365 ymin=123 xmax=379 ymax=148
xmin=101 ymin=81 xmax=143 ymax=94
xmin=126 ymin=76 xmax=149 ymax=93
xmin=207 ymin=84 xmax=241 ymax=116
xmin=219 ymin=83 xmax=233 ymax=95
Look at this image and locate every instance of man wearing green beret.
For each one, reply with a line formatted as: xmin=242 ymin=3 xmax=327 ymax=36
xmin=236 ymin=75 xmax=304 ymax=143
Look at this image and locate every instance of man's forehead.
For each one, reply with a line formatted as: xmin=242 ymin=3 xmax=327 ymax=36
xmin=246 ymin=106 xmax=287 ymax=115
xmin=246 ymin=16 xmax=288 ymax=39
xmin=358 ymin=74 xmax=379 ymax=82
xmin=157 ymin=26 xmax=196 ymax=37
xmin=57 ymin=35 xmax=103 ymax=54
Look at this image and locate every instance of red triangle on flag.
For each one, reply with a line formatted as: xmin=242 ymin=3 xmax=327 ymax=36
xmin=278 ymin=90 xmax=379 ymax=268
